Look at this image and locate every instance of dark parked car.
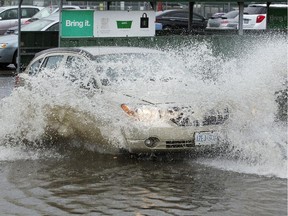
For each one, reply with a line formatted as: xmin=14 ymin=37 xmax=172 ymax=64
xmin=156 ymin=9 xmax=207 ymax=31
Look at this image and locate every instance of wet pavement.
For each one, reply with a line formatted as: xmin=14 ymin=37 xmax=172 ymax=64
xmin=0 ymin=65 xmax=16 ymax=76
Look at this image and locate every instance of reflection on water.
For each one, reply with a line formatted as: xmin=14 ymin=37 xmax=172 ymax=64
xmin=2 ymin=150 xmax=287 ymax=216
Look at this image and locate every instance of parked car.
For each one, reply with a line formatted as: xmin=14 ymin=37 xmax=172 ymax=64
xmin=206 ymin=10 xmax=239 ymax=30
xmin=245 ymin=3 xmax=288 ymax=29
xmin=156 ymin=10 xmax=207 ymax=31
xmin=0 ymin=12 xmax=59 ymax=68
xmin=17 ymin=46 xmax=230 ymax=154
xmin=206 ymin=4 xmax=287 ymax=30
xmin=210 ymin=12 xmax=226 ymax=18
xmin=160 ymin=2 xmax=188 ymax=10
xmin=0 ymin=5 xmax=44 ymax=35
xmin=5 ymin=5 xmax=81 ymax=35
xmin=24 ymin=5 xmax=80 ymax=24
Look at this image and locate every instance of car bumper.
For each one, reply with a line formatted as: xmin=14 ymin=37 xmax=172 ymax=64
xmin=206 ymin=26 xmax=236 ymax=30
xmin=123 ymin=124 xmax=225 ymax=153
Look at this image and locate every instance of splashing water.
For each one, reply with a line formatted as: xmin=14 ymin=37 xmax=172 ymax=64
xmin=0 ymin=34 xmax=286 ymax=178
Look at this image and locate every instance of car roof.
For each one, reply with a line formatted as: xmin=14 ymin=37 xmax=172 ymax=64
xmin=0 ymin=5 xmax=43 ymax=9
xmin=156 ymin=9 xmax=204 ymax=17
xmin=156 ymin=9 xmax=187 ymax=16
xmin=248 ymin=3 xmax=288 ymax=8
xmin=34 ymin=46 xmax=162 ymax=59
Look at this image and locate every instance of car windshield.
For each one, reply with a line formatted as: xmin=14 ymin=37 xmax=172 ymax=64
xmin=32 ymin=6 xmax=56 ymax=19
xmin=21 ymin=19 xmax=55 ymax=31
xmin=93 ymin=52 xmax=184 ymax=86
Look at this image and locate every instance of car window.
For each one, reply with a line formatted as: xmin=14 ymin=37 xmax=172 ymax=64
xmin=21 ymin=9 xmax=28 ymax=18
xmin=22 ymin=8 xmax=39 ymax=18
xmin=171 ymin=12 xmax=188 ymax=18
xmin=1 ymin=9 xmax=18 ymax=20
xmin=65 ymin=55 xmax=99 ymax=89
xmin=193 ymin=13 xmax=203 ymax=21
xmin=33 ymin=7 xmax=53 ymax=19
xmin=22 ymin=19 xmax=55 ymax=31
xmin=245 ymin=6 xmax=267 ymax=14
xmin=41 ymin=55 xmax=64 ymax=70
xmin=28 ymin=58 xmax=43 ymax=75
xmin=66 ymin=55 xmax=87 ymax=72
xmin=162 ymin=11 xmax=187 ymax=18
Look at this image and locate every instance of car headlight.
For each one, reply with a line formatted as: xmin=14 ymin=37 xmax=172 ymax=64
xmin=0 ymin=43 xmax=8 ymax=48
xmin=121 ymin=104 xmax=176 ymax=122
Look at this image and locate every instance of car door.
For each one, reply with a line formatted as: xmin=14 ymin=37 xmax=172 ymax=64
xmin=64 ymin=54 xmax=101 ymax=89
xmin=20 ymin=8 xmax=40 ymax=24
xmin=192 ymin=13 xmax=206 ymax=29
xmin=27 ymin=57 xmax=44 ymax=75
xmin=0 ymin=8 xmax=18 ymax=34
xmin=170 ymin=11 xmax=188 ymax=28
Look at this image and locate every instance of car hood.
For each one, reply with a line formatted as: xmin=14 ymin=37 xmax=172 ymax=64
xmin=107 ymin=86 xmax=195 ymax=105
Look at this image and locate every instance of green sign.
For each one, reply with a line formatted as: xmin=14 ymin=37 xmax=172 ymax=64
xmin=116 ymin=20 xmax=133 ymax=29
xmin=61 ymin=10 xmax=94 ymax=38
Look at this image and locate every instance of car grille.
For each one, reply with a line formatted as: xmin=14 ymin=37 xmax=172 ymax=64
xmin=169 ymin=107 xmax=229 ymax=127
xmin=166 ymin=140 xmax=194 ymax=148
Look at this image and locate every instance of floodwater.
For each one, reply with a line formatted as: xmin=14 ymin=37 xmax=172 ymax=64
xmin=0 ymin=34 xmax=287 ymax=216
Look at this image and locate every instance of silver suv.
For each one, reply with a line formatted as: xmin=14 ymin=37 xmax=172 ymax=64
xmin=0 ymin=5 xmax=43 ymax=35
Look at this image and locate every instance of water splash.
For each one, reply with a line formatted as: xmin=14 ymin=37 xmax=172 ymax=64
xmin=0 ymin=33 xmax=286 ymax=178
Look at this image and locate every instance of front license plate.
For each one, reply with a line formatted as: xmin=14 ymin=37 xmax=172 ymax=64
xmin=195 ymin=132 xmax=218 ymax=146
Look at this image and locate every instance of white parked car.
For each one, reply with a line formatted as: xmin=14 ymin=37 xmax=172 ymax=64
xmin=0 ymin=5 xmax=44 ymax=34
xmin=0 ymin=12 xmax=59 ymax=68
xmin=24 ymin=5 xmax=81 ymax=24
xmin=206 ymin=9 xmax=267 ymax=30
xmin=207 ymin=4 xmax=287 ymax=30
xmin=17 ymin=46 xmax=230 ymax=154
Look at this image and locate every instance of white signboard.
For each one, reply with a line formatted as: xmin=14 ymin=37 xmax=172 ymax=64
xmin=94 ymin=11 xmax=155 ymax=37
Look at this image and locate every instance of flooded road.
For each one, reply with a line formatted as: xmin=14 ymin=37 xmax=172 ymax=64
xmin=0 ymin=150 xmax=286 ymax=216
xmin=0 ymin=73 xmax=287 ymax=216
xmin=0 ymin=76 xmax=14 ymax=100
xmin=0 ymin=36 xmax=287 ymax=215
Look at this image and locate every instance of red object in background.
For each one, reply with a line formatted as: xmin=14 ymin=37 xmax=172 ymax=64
xmin=157 ymin=2 xmax=163 ymax=11
xmin=256 ymin=15 xmax=265 ymax=23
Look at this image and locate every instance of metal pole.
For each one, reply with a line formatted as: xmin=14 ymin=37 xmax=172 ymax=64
xmin=238 ymin=2 xmax=244 ymax=35
xmin=266 ymin=2 xmax=271 ymax=30
xmin=17 ymin=0 xmax=23 ymax=74
xmin=58 ymin=0 xmax=63 ymax=47
xmin=188 ymin=2 xmax=195 ymax=32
